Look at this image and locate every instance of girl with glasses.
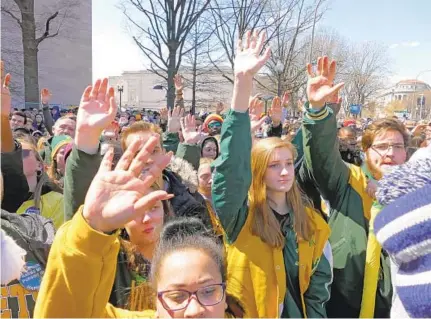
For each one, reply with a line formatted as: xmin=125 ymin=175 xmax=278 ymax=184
xmin=34 ymin=136 xmax=244 ymax=318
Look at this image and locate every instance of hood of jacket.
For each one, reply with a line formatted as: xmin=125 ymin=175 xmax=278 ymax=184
xmin=201 ymin=136 xmax=220 ymax=159
xmin=166 ymin=156 xmax=199 ymax=193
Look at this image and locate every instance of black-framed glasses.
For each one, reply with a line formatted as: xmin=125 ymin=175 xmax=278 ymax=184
xmin=157 ymin=283 xmax=226 ymax=311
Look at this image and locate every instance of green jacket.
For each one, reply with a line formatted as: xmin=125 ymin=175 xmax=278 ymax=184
xmin=212 ymin=110 xmax=332 ymax=318
xmin=302 ymin=104 xmax=392 ymax=318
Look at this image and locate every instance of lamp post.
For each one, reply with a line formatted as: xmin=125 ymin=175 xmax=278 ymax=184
xmin=308 ymin=0 xmax=324 ymax=63
xmin=261 ymin=95 xmax=273 ymax=114
xmin=275 ymin=61 xmax=284 ymax=97
xmin=117 ymin=85 xmax=124 ymax=108
xmin=413 ymin=69 xmax=431 ymax=120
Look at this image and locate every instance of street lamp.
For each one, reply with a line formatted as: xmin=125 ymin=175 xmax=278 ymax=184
xmin=413 ymin=69 xmax=431 ymax=120
xmin=117 ymin=85 xmax=124 ymax=108
xmin=152 ymin=85 xmax=167 ymax=91
xmin=261 ymin=95 xmax=273 ymax=114
xmin=275 ymin=61 xmax=284 ymax=97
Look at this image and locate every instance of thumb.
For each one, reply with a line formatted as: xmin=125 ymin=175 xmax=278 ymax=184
xmin=328 ymin=82 xmax=345 ymax=97
xmin=134 ymin=191 xmax=174 ymax=213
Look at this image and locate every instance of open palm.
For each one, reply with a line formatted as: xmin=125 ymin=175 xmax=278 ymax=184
xmin=77 ymin=78 xmax=117 ymax=133
xmin=306 ymin=56 xmax=344 ymax=109
xmin=180 ymin=114 xmax=207 ymax=144
xmin=234 ymin=30 xmax=271 ymax=79
xmin=249 ymin=94 xmax=268 ymax=133
xmin=83 ymin=135 xmax=173 ymax=233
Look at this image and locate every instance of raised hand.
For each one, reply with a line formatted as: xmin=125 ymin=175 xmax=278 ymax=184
xmin=249 ymin=94 xmax=268 ymax=133
xmin=1 ymin=61 xmax=11 ymax=117
xmin=160 ymin=107 xmax=168 ymax=123
xmin=281 ymin=92 xmax=289 ymax=107
xmin=234 ymin=30 xmax=271 ymax=80
xmin=83 ymin=135 xmax=173 ymax=233
xmin=180 ymin=114 xmax=208 ymax=144
xmin=306 ymin=56 xmax=344 ymax=109
xmin=174 ymin=74 xmax=184 ymax=91
xmin=167 ymin=106 xmax=184 ymax=133
xmin=75 ymin=78 xmax=117 ymax=153
xmin=215 ymin=102 xmax=225 ymax=115
xmin=41 ymin=88 xmax=51 ymax=105
xmin=268 ymin=96 xmax=282 ymax=126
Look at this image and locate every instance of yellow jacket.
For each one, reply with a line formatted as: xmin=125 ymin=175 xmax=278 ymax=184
xmin=33 ymin=208 xmax=238 ymax=318
xmin=225 ymin=207 xmax=330 ymax=318
xmin=17 ymin=191 xmax=64 ymax=229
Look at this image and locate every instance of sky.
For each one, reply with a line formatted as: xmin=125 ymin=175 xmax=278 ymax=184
xmin=92 ymin=0 xmax=431 ymax=85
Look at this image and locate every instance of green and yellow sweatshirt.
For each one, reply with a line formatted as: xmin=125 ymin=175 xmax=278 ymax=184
xmin=212 ymin=110 xmax=332 ymax=318
xmin=302 ymin=103 xmax=392 ymax=318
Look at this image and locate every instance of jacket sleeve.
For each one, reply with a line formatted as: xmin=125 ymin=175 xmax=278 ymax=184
xmin=211 ymin=110 xmax=250 ymax=243
xmin=304 ymin=242 xmax=333 ymax=318
xmin=175 ymin=143 xmax=201 ymax=171
xmin=302 ymin=104 xmax=350 ymax=210
xmin=162 ymin=132 xmax=180 ymax=154
xmin=1 ymin=142 xmax=30 ymax=212
xmin=63 ymin=147 xmax=102 ymax=220
xmin=33 ymin=208 xmax=121 ymax=318
xmin=41 ymin=103 xmax=54 ymax=136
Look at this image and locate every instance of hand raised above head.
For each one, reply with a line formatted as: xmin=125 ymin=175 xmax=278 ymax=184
xmin=75 ymin=78 xmax=117 ymax=153
xmin=306 ymin=56 xmax=344 ymax=109
xmin=234 ymin=30 xmax=271 ymax=80
xmin=82 ymin=135 xmax=173 ymax=233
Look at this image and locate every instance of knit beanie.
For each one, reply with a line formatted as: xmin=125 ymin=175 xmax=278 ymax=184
xmin=375 ymin=158 xmax=431 ymax=318
xmin=203 ymin=114 xmax=223 ymax=132
xmin=50 ymin=135 xmax=72 ymax=162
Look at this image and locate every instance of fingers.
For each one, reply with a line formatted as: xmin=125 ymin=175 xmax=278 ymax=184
xmin=257 ymin=47 xmax=271 ymax=69
xmin=108 ymin=87 xmax=118 ymax=118
xmin=254 ymin=30 xmax=266 ymax=55
xmin=98 ymin=147 xmax=114 ymax=174
xmin=245 ymin=30 xmax=251 ymax=50
xmin=271 ymin=96 xmax=281 ymax=109
xmin=282 ymin=92 xmax=289 ymax=105
xmin=115 ymin=138 xmax=142 ymax=171
xmin=179 ymin=107 xmax=185 ymax=118
xmin=98 ymin=78 xmax=108 ymax=101
xmin=128 ymin=135 xmax=161 ymax=176
xmin=134 ymin=190 xmax=174 ymax=214
xmin=81 ymin=85 xmax=92 ymax=103
xmin=306 ymin=63 xmax=315 ymax=78
xmin=138 ymin=151 xmax=172 ymax=187
xmin=4 ymin=73 xmax=11 ymax=88
xmin=322 ymin=56 xmax=329 ymax=77
xmin=237 ymin=38 xmax=243 ymax=53
xmin=317 ymin=57 xmax=323 ymax=76
xmin=328 ymin=59 xmax=337 ymax=83
xmin=90 ymin=79 xmax=101 ymax=100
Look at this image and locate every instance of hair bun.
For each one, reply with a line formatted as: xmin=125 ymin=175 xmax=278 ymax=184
xmin=160 ymin=217 xmax=210 ymax=242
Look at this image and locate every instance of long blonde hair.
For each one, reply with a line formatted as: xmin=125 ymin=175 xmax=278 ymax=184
xmin=249 ymin=137 xmax=311 ymax=248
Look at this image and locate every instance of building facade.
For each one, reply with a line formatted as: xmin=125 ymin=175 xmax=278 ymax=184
xmin=1 ymin=0 xmax=92 ymax=108
xmin=377 ymin=80 xmax=431 ymax=105
xmin=108 ymin=69 xmax=237 ymax=111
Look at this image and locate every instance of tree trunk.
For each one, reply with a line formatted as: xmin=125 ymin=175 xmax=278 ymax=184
xmin=20 ymin=0 xmax=39 ymax=108
xmin=167 ymin=48 xmax=177 ymax=109
xmin=191 ymin=40 xmax=198 ymax=115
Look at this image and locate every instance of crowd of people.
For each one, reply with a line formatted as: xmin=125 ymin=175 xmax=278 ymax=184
xmin=1 ymin=30 xmax=430 ymax=319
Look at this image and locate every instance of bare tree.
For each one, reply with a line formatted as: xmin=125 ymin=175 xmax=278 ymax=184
xmin=341 ymin=42 xmax=390 ymax=116
xmin=120 ymin=0 xmax=211 ymax=109
xmin=259 ymin=0 xmax=328 ymax=98
xmin=181 ymin=15 xmax=217 ymax=113
xmin=1 ymin=0 xmax=78 ymax=107
xmin=207 ymin=0 xmax=291 ymax=84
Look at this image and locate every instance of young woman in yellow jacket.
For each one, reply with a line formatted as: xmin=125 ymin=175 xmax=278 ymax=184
xmin=211 ymin=30 xmax=332 ymax=318
xmin=33 ymin=107 xmax=243 ymax=317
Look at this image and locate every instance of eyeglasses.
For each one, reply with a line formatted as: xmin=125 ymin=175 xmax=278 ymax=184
xmin=371 ymin=143 xmax=405 ymax=153
xmin=157 ymin=283 xmax=226 ymax=311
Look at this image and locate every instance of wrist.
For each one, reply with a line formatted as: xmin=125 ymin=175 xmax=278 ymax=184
xmin=231 ymin=81 xmax=253 ymax=113
xmin=75 ymin=129 xmax=101 ymax=154
xmin=309 ymin=102 xmax=325 ymax=109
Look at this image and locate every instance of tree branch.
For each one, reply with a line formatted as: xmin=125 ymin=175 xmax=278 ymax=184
xmin=36 ymin=11 xmax=59 ymax=45
xmin=1 ymin=6 xmax=22 ymax=27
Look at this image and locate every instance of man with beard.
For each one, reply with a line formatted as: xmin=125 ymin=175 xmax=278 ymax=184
xmin=302 ymin=56 xmax=409 ymax=318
